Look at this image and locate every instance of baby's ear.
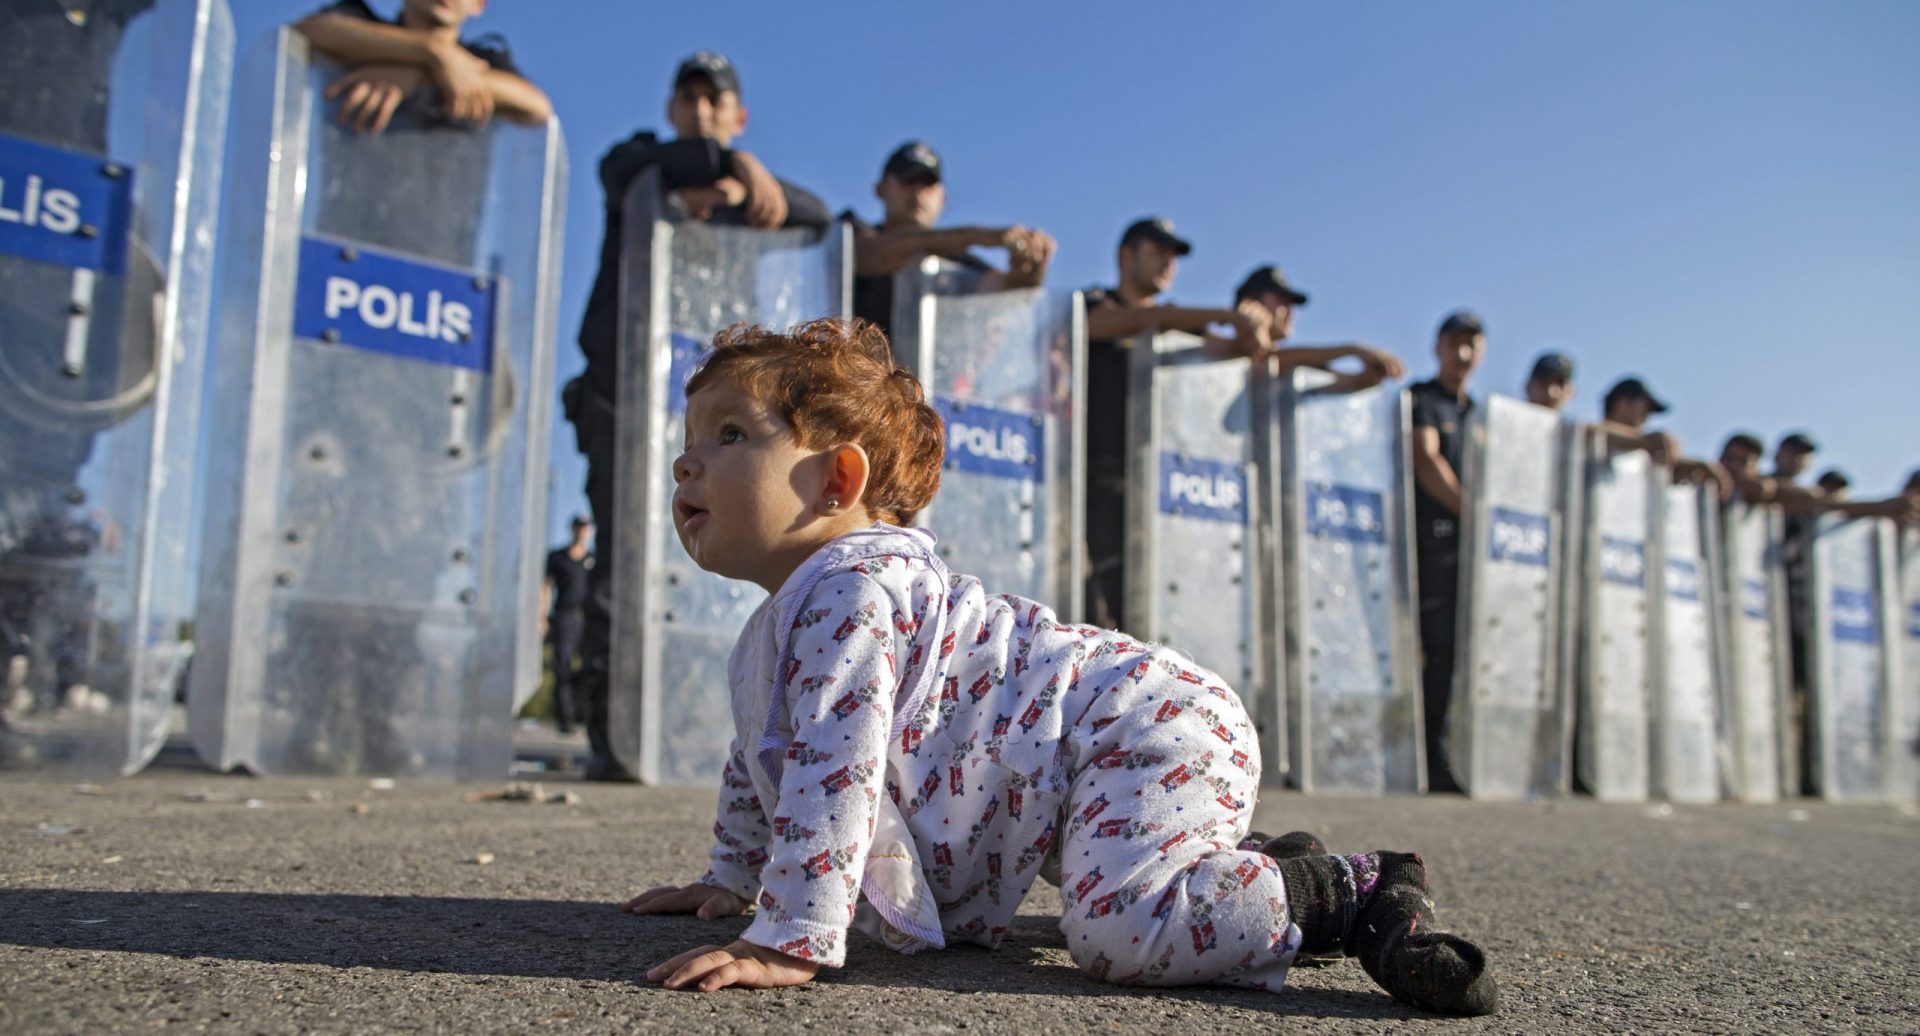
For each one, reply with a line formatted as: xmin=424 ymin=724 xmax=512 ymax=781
xmin=821 ymin=443 xmax=873 ymax=514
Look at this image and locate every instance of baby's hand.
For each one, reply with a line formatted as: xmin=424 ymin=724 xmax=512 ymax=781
xmin=649 ymin=939 xmax=820 ymax=991
xmin=621 ymin=882 xmax=749 ymax=920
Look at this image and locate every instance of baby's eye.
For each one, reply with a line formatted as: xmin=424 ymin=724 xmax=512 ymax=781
xmin=718 ymin=424 xmax=745 ymax=445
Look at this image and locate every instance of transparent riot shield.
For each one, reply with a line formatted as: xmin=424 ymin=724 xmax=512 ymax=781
xmin=1262 ymin=370 xmax=1421 ymax=795
xmin=1720 ymin=501 xmax=1789 ymax=803
xmin=1654 ymin=482 xmax=1724 ymax=803
xmin=885 ymin=256 xmax=988 ymax=369
xmin=1805 ymin=516 xmax=1898 ymax=801
xmin=611 ymin=171 xmax=849 ymax=785
xmin=190 ymin=30 xmax=566 ymax=778
xmin=1894 ymin=527 xmax=1920 ymax=802
xmin=895 ymin=281 xmax=1083 ymax=613
xmin=1124 ymin=335 xmax=1264 ymax=730
xmin=1451 ymin=395 xmax=1576 ymax=799
xmin=0 ymin=0 xmax=232 ymax=774
xmin=1577 ymin=448 xmax=1662 ymax=801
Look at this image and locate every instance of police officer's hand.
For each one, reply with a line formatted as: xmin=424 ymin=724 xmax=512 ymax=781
xmin=1232 ymin=301 xmax=1275 ymax=358
xmin=730 ymin=151 xmax=788 ymax=229
xmin=675 ymin=180 xmax=746 ymax=220
xmin=623 ymin=882 xmax=751 ymax=919
xmin=325 ymin=64 xmax=424 ymax=136
xmin=1640 ymin=430 xmax=1677 ymax=466
xmin=1005 ymin=227 xmax=1056 ymax=277
xmin=426 ymin=39 xmax=494 ymax=124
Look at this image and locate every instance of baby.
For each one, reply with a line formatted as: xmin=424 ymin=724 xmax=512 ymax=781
xmin=623 ymin=319 xmax=1496 ymax=1015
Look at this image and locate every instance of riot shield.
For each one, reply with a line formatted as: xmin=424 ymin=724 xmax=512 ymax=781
xmin=885 ymin=256 xmax=988 ymax=370
xmin=1577 ymin=448 xmax=1662 ymax=801
xmin=1805 ymin=516 xmax=1898 ymax=801
xmin=1895 ymin=527 xmax=1920 ymax=801
xmin=0 ymin=0 xmax=232 ymax=774
xmin=610 ymin=171 xmax=849 ymax=785
xmin=190 ymin=30 xmax=566 ymax=778
xmin=1720 ymin=501 xmax=1789 ymax=803
xmin=1124 ymin=335 xmax=1265 ymax=742
xmin=1451 ymin=395 xmax=1577 ymax=800
xmin=1263 ymin=369 xmax=1421 ymax=795
xmin=1654 ymin=482 xmax=1724 ymax=803
xmin=895 ymin=279 xmax=1083 ymax=613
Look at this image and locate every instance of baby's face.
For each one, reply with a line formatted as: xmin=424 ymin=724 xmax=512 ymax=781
xmin=672 ymin=381 xmax=830 ymax=592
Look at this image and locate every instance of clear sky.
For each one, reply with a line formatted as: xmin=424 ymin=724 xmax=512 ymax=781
xmin=225 ymin=0 xmax=1920 ymax=546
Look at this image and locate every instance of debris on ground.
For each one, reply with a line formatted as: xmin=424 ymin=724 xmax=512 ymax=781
xmin=348 ymin=802 xmax=370 ymax=815
xmin=471 ymin=851 xmax=495 ymax=866
xmin=367 ymin=778 xmax=397 ymax=791
xmin=462 ymin=782 xmax=580 ymax=806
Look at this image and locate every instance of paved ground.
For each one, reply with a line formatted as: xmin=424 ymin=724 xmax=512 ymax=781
xmin=3 ymin=764 xmax=1917 ymax=1034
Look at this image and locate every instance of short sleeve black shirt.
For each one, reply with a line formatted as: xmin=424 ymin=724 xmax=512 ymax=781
xmin=545 ymin=549 xmax=593 ymax=612
xmin=1408 ymin=377 xmax=1476 ymax=547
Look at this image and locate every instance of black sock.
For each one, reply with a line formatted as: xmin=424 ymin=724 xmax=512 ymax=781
xmin=1274 ymin=853 xmax=1378 ymax=955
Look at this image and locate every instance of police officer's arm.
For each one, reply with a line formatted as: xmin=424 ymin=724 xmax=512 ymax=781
xmin=295 ymin=13 xmax=494 ymax=122
xmin=852 ymin=227 xmax=1012 ymax=277
xmin=484 ymin=68 xmax=552 ymax=124
xmin=1594 ymin=421 xmax=1675 ymax=465
xmin=1412 ymin=426 xmax=1465 ymax=516
xmin=1270 ymin=343 xmax=1405 ymax=392
xmin=1085 ymin=302 xmax=1242 ymax=342
xmin=1672 ymin=458 xmax=1734 ymax=501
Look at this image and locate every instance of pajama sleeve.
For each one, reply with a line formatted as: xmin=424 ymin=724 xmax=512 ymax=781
xmin=738 ymin=570 xmax=910 ymax=967
xmin=697 ymin=739 xmax=772 ymax=900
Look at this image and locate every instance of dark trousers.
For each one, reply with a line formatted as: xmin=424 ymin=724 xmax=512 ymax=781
xmin=565 ymin=377 xmax=623 ymax=771
xmin=1083 ymin=473 xmax=1127 ymax=631
xmin=1416 ymin=524 xmax=1464 ymax=794
xmin=546 ymin=609 xmax=584 ymax=731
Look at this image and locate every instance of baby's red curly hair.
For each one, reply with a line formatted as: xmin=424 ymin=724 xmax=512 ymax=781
xmin=683 ymin=318 xmax=945 ymax=526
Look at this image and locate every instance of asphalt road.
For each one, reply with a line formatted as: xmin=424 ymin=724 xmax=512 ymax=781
xmin=3 ymin=767 xmax=1916 ymax=1034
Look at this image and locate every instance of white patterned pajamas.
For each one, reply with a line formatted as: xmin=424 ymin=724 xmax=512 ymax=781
xmin=694 ymin=526 xmax=1301 ymax=992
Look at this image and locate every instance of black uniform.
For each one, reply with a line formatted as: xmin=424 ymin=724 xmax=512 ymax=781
xmin=1080 ymin=287 xmax=1135 ymax=630
xmin=544 ymin=547 xmax=593 ymax=732
xmin=840 ymin=210 xmax=991 ymax=342
xmin=1408 ymin=377 xmax=1475 ymax=793
xmin=566 ymin=131 xmax=831 ymax=775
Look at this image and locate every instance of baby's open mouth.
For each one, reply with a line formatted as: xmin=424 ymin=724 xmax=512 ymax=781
xmin=676 ymin=500 xmax=708 ymax=531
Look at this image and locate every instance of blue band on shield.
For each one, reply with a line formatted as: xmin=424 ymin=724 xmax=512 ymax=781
xmin=937 ymin=397 xmax=1044 ymax=482
xmin=1160 ymin=453 xmax=1248 ymax=524
xmin=1306 ymin=483 xmax=1385 ymax=544
xmin=291 ymin=235 xmax=496 ymax=371
xmin=0 ymin=132 xmax=134 ymax=275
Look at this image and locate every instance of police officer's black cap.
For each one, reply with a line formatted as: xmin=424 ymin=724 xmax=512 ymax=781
xmin=1437 ymin=310 xmax=1485 ymax=338
xmin=882 ymin=141 xmax=942 ymax=184
xmin=1235 ymin=265 xmax=1308 ymax=306
xmin=1816 ymin=469 xmax=1850 ymax=491
xmin=1778 ymin=431 xmax=1819 ymax=454
xmin=674 ymin=51 xmax=740 ymax=96
xmin=1603 ymin=376 xmax=1670 ymax=414
xmin=570 ymin=514 xmax=593 ymax=529
xmin=1528 ymin=352 xmax=1574 ymax=384
xmin=1119 ymin=217 xmax=1192 ymax=256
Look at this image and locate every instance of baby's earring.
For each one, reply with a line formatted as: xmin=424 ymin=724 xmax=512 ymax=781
xmin=826 ymin=499 xmax=840 ymax=510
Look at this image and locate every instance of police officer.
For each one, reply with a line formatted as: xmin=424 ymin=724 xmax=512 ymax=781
xmin=1233 ymin=265 xmax=1404 ymax=390
xmin=844 ymin=141 xmax=1056 ymax=340
xmin=1080 ymin=218 xmax=1268 ymax=629
xmin=541 ymin=516 xmax=595 ymax=734
xmin=567 ymin=51 xmax=830 ymax=780
xmin=1523 ymin=352 xmax=1574 ymax=412
xmin=1408 ymin=310 xmax=1486 ymax=794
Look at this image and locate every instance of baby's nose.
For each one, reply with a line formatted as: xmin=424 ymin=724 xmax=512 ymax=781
xmin=672 ymin=453 xmax=694 ymax=483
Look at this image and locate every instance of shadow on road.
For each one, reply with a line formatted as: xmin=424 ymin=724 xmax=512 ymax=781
xmin=0 ymin=889 xmax=1415 ymax=1019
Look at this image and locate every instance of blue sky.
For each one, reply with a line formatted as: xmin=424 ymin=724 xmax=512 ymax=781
xmin=226 ymin=1 xmax=1920 ymax=545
